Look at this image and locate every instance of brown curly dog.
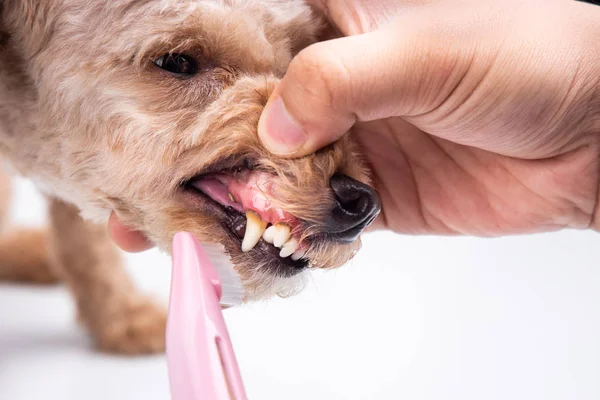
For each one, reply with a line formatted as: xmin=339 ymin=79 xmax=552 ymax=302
xmin=0 ymin=0 xmax=380 ymax=354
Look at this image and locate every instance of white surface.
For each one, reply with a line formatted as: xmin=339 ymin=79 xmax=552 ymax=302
xmin=1 ymin=176 xmax=600 ymax=400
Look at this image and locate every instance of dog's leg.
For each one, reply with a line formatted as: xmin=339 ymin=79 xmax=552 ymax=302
xmin=0 ymin=172 xmax=60 ymax=283
xmin=0 ymin=229 xmax=61 ymax=284
xmin=48 ymin=198 xmax=166 ymax=354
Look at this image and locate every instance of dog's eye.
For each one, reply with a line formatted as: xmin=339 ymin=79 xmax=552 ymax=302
xmin=153 ymin=53 xmax=197 ymax=75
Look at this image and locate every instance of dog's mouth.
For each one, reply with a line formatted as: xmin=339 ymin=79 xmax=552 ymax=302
xmin=180 ymin=160 xmax=309 ymax=277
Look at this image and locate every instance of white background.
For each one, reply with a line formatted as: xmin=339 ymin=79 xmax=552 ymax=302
xmin=1 ymin=176 xmax=599 ymax=400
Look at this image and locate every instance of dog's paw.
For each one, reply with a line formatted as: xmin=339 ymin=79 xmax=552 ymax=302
xmin=94 ymin=297 xmax=167 ymax=355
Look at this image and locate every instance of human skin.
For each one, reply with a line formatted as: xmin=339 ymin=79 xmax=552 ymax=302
xmin=258 ymin=0 xmax=600 ymax=236
xmin=112 ymin=0 xmax=600 ymax=250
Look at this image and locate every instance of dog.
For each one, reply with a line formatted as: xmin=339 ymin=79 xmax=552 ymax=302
xmin=0 ymin=0 xmax=380 ymax=354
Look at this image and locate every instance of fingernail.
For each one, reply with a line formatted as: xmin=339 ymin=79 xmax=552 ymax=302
xmin=258 ymin=97 xmax=307 ymax=155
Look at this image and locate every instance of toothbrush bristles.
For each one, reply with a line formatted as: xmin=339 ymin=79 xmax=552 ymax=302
xmin=202 ymin=243 xmax=245 ymax=307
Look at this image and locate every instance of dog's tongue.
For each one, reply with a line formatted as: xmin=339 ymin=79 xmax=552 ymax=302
xmin=192 ymin=172 xmax=290 ymax=224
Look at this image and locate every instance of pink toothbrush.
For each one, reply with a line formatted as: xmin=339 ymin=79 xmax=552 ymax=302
xmin=167 ymin=232 xmax=247 ymax=400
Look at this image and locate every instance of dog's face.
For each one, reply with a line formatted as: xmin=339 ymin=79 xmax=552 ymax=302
xmin=2 ymin=0 xmax=380 ymax=299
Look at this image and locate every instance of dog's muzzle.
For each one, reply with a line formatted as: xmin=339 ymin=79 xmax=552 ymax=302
xmin=325 ymin=174 xmax=381 ymax=244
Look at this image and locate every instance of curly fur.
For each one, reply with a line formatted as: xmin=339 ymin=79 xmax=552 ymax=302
xmin=0 ymin=0 xmax=372 ymax=354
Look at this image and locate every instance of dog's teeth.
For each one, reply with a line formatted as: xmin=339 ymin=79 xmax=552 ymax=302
xmin=263 ymin=225 xmax=276 ymax=244
xmin=241 ymin=210 xmax=267 ymax=252
xmin=291 ymin=248 xmax=307 ymax=261
xmin=272 ymin=223 xmax=292 ymax=248
xmin=279 ymin=238 xmax=298 ymax=258
xmin=228 ymin=192 xmax=235 ymax=202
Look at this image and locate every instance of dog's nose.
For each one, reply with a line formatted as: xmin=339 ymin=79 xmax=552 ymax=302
xmin=325 ymin=174 xmax=381 ymax=243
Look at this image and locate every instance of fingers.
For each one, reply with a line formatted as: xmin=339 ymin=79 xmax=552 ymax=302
xmin=258 ymin=31 xmax=383 ymax=157
xmin=258 ymin=19 xmax=470 ymax=157
xmin=108 ymin=211 xmax=154 ymax=253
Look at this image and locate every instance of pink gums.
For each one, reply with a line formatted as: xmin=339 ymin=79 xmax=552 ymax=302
xmin=192 ymin=172 xmax=294 ymax=226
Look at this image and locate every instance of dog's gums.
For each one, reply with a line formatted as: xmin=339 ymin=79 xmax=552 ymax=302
xmin=0 ymin=0 xmax=380 ymax=354
xmin=183 ymin=165 xmax=308 ymax=277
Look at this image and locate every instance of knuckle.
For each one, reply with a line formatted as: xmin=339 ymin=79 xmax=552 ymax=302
xmin=290 ymin=44 xmax=350 ymax=115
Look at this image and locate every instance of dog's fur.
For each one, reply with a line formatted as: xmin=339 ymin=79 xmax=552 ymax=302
xmin=0 ymin=0 xmax=370 ymax=354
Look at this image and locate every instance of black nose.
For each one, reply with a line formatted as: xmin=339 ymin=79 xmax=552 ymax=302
xmin=325 ymin=174 xmax=381 ymax=244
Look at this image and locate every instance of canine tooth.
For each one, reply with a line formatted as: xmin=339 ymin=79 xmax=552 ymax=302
xmin=291 ymin=249 xmax=307 ymax=261
xmin=241 ymin=211 xmax=267 ymax=252
xmin=228 ymin=192 xmax=235 ymax=202
xmin=272 ymin=223 xmax=291 ymax=248
xmin=279 ymin=238 xmax=298 ymax=258
xmin=263 ymin=225 xmax=276 ymax=243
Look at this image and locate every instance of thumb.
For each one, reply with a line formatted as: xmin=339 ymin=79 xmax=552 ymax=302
xmin=258 ymin=20 xmax=468 ymax=157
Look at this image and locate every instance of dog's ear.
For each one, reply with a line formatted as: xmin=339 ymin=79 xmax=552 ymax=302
xmin=283 ymin=4 xmax=338 ymax=58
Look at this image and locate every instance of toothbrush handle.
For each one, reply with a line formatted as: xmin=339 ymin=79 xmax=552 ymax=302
xmin=167 ymin=232 xmax=247 ymax=400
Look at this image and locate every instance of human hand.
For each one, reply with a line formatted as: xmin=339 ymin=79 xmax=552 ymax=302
xmin=108 ymin=211 xmax=153 ymax=253
xmin=258 ymin=0 xmax=600 ymax=235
